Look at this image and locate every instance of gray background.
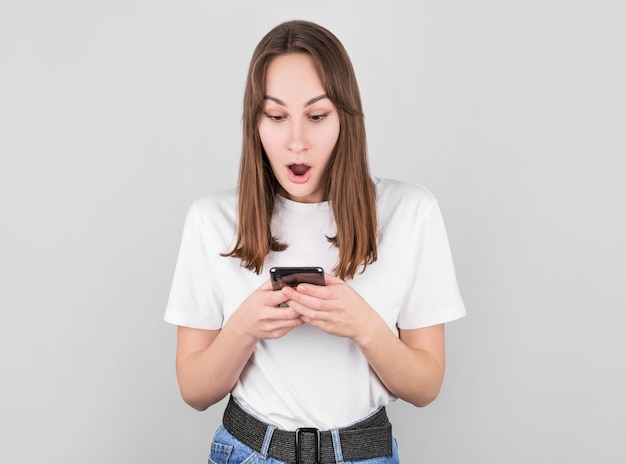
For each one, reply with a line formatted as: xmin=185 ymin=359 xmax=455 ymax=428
xmin=1 ymin=0 xmax=624 ymax=462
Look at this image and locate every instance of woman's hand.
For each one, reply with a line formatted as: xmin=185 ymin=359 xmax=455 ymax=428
xmin=281 ymin=274 xmax=446 ymax=407
xmin=228 ymin=279 xmax=304 ymax=341
xmin=279 ymin=274 xmax=379 ymax=343
xmin=176 ymin=279 xmax=303 ymax=411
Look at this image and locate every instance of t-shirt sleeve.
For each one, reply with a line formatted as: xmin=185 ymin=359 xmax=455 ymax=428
xmin=163 ymin=201 xmax=225 ymax=329
xmin=397 ymin=199 xmax=466 ymax=329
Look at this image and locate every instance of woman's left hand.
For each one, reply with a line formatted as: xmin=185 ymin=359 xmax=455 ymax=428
xmin=280 ymin=273 xmax=378 ymax=342
xmin=283 ymin=273 xmax=446 ymax=407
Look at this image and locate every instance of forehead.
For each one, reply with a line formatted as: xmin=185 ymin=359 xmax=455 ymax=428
xmin=264 ymin=53 xmax=325 ymax=102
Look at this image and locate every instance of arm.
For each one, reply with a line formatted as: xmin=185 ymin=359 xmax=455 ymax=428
xmin=357 ymin=323 xmax=445 ymax=407
xmin=280 ymin=275 xmax=446 ymax=407
xmin=175 ymin=280 xmax=303 ymax=411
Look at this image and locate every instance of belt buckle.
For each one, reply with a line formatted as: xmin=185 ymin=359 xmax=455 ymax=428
xmin=295 ymin=427 xmax=320 ymax=464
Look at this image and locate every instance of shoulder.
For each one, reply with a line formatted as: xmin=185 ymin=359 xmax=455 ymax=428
xmin=374 ymin=177 xmax=438 ymax=219
xmin=181 ymin=187 xmax=238 ymax=240
xmin=176 ymin=187 xmax=238 ymax=251
xmin=189 ymin=187 xmax=237 ymax=220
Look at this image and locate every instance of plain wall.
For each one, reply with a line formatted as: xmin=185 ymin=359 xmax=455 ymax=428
xmin=1 ymin=1 xmax=624 ymax=462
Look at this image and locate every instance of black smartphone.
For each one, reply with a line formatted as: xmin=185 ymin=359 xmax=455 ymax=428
xmin=270 ymin=266 xmax=325 ymax=290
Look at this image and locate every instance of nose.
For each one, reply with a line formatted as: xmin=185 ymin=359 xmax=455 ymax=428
xmin=287 ymin=120 xmax=307 ymax=153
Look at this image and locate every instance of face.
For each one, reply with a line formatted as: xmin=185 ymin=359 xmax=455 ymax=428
xmin=258 ymin=53 xmax=340 ymax=203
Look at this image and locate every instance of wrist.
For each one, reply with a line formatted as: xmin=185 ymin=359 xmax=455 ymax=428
xmin=223 ymin=312 xmax=258 ymax=348
xmin=353 ymin=310 xmax=387 ymax=349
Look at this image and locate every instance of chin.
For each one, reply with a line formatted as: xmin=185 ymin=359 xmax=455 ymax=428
xmin=286 ymin=189 xmax=322 ymax=203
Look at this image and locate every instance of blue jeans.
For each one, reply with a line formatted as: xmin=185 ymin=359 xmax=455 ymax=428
xmin=208 ymin=425 xmax=400 ymax=464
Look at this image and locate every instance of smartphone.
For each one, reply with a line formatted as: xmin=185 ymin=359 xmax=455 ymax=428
xmin=270 ymin=266 xmax=325 ymax=290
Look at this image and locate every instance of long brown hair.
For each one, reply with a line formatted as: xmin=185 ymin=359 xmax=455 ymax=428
xmin=223 ymin=20 xmax=377 ymax=280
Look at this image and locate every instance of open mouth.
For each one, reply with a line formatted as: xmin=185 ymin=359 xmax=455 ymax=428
xmin=288 ymin=164 xmax=311 ymax=176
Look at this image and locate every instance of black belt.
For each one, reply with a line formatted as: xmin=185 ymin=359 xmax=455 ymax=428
xmin=222 ymin=396 xmax=393 ymax=464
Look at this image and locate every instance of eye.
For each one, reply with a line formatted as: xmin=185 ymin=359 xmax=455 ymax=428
xmin=264 ymin=112 xmax=286 ymax=122
xmin=309 ymin=113 xmax=329 ymax=122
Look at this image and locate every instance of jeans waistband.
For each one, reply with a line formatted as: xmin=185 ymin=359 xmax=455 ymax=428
xmin=222 ymin=396 xmax=393 ymax=464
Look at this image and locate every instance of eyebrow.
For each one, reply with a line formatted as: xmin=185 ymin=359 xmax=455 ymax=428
xmin=264 ymin=94 xmax=328 ymax=107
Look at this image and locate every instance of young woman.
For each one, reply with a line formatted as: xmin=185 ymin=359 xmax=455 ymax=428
xmin=165 ymin=20 xmax=465 ymax=464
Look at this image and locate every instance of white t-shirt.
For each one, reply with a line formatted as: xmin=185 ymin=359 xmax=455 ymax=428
xmin=165 ymin=177 xmax=466 ymax=430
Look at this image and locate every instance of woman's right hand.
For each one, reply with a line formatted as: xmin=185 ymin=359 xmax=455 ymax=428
xmin=176 ymin=280 xmax=302 ymax=411
xmin=226 ymin=279 xmax=304 ymax=341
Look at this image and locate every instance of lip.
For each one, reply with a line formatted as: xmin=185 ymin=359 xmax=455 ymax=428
xmin=286 ymin=163 xmax=312 ymax=184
